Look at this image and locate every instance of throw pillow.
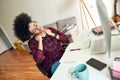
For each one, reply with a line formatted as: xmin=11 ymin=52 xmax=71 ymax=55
xmin=64 ymin=24 xmax=79 ymax=42
xmin=57 ymin=17 xmax=76 ymax=31
xmin=44 ymin=22 xmax=58 ymax=29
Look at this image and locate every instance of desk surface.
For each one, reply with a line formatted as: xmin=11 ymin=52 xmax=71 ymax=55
xmin=50 ymin=31 xmax=120 ymax=80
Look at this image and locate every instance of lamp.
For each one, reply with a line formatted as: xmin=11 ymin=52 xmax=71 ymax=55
xmin=79 ymin=0 xmax=96 ymax=30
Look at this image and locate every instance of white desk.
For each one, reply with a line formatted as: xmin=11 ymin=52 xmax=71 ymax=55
xmin=50 ymin=31 xmax=120 ymax=80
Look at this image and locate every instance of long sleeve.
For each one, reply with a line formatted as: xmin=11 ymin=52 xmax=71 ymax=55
xmin=28 ymin=27 xmax=70 ymax=72
xmin=28 ymin=38 xmax=45 ymax=63
xmin=48 ymin=27 xmax=70 ymax=44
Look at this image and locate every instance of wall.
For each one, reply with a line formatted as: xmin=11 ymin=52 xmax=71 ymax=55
xmin=111 ymin=0 xmax=120 ymax=15
xmin=0 ymin=0 xmax=80 ymax=43
xmin=81 ymin=0 xmax=114 ymax=30
xmin=0 ymin=26 xmax=12 ymax=53
xmin=0 ymin=0 xmax=115 ymax=48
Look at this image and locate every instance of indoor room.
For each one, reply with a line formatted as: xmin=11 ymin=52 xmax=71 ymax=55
xmin=0 ymin=0 xmax=120 ymax=80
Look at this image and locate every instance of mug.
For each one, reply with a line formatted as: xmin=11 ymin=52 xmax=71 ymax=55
xmin=71 ymin=64 xmax=89 ymax=80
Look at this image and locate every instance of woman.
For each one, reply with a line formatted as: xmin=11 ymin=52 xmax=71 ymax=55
xmin=13 ymin=13 xmax=70 ymax=77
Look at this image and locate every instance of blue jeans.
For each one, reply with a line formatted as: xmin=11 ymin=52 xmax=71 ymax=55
xmin=51 ymin=61 xmax=60 ymax=74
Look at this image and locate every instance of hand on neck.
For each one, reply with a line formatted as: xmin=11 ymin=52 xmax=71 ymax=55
xmin=39 ymin=30 xmax=46 ymax=37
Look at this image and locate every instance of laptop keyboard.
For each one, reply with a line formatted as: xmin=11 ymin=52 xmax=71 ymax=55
xmin=91 ymin=38 xmax=106 ymax=54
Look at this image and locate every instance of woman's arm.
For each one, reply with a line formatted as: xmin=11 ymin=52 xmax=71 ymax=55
xmin=35 ymin=34 xmax=43 ymax=50
xmin=47 ymin=27 xmax=70 ymax=44
xmin=28 ymin=38 xmax=45 ymax=63
xmin=44 ymin=28 xmax=60 ymax=39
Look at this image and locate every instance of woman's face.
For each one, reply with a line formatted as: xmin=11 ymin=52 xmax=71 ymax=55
xmin=28 ymin=21 xmax=44 ymax=34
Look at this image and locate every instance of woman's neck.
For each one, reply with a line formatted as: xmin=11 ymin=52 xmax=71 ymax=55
xmin=39 ymin=30 xmax=46 ymax=37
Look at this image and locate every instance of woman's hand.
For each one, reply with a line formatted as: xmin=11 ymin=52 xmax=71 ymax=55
xmin=35 ymin=34 xmax=43 ymax=50
xmin=35 ymin=34 xmax=42 ymax=41
xmin=44 ymin=29 xmax=55 ymax=37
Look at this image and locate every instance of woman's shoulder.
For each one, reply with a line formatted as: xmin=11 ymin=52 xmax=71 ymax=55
xmin=47 ymin=27 xmax=57 ymax=30
xmin=28 ymin=36 xmax=36 ymax=42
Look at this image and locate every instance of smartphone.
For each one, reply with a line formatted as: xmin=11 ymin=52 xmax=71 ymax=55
xmin=86 ymin=58 xmax=107 ymax=71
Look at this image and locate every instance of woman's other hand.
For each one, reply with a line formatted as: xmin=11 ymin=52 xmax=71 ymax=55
xmin=35 ymin=34 xmax=42 ymax=41
xmin=45 ymin=29 xmax=55 ymax=37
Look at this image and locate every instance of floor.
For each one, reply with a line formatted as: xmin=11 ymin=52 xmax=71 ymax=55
xmin=0 ymin=49 xmax=49 ymax=80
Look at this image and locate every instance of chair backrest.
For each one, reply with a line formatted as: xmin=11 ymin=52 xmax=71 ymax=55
xmin=33 ymin=44 xmax=69 ymax=78
xmin=35 ymin=44 xmax=68 ymax=78
xmin=36 ymin=63 xmax=52 ymax=78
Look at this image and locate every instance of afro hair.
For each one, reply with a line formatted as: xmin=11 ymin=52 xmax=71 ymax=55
xmin=13 ymin=13 xmax=32 ymax=42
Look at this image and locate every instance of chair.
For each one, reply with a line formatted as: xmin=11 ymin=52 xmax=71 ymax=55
xmin=35 ymin=44 xmax=69 ymax=78
xmin=36 ymin=63 xmax=52 ymax=78
xmin=36 ymin=61 xmax=60 ymax=78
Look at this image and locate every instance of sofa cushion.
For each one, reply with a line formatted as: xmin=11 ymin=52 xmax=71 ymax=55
xmin=57 ymin=17 xmax=77 ymax=31
xmin=44 ymin=22 xmax=58 ymax=29
xmin=64 ymin=24 xmax=79 ymax=42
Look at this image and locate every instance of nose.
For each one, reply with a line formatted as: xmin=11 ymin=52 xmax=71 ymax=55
xmin=36 ymin=25 xmax=41 ymax=30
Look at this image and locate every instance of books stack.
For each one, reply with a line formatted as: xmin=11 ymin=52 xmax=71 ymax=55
xmin=92 ymin=25 xmax=115 ymax=35
xmin=112 ymin=57 xmax=120 ymax=79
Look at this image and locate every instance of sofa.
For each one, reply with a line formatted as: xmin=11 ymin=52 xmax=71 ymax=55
xmin=23 ymin=16 xmax=79 ymax=52
xmin=43 ymin=16 xmax=79 ymax=42
xmin=44 ymin=16 xmax=76 ymax=30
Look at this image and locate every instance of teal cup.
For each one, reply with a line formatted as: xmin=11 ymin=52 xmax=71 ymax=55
xmin=71 ymin=64 xmax=89 ymax=80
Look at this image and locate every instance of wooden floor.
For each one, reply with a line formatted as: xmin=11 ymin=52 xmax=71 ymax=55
xmin=0 ymin=49 xmax=49 ymax=80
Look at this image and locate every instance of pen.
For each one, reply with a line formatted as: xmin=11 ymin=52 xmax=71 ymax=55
xmin=70 ymin=48 xmax=81 ymax=51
